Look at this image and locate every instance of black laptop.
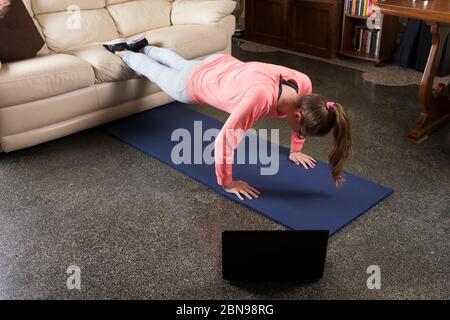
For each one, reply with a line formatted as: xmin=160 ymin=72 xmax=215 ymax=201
xmin=222 ymin=230 xmax=329 ymax=280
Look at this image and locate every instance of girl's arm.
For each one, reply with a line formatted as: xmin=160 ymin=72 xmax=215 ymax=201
xmin=290 ymin=130 xmax=305 ymax=153
xmin=215 ymin=88 xmax=267 ymax=200
xmin=289 ymin=132 xmax=316 ymax=169
xmin=215 ymin=102 xmax=255 ymax=187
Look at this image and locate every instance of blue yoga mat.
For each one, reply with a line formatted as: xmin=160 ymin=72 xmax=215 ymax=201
xmin=103 ymin=102 xmax=393 ymax=234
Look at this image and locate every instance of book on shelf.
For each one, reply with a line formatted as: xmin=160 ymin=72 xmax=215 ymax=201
xmin=345 ymin=0 xmax=385 ymax=17
xmin=353 ymin=25 xmax=381 ymax=57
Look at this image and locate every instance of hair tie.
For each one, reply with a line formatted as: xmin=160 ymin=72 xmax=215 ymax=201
xmin=326 ymin=102 xmax=335 ymax=111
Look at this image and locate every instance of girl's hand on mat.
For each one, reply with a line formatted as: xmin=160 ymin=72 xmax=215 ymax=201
xmin=224 ymin=181 xmax=260 ymax=201
xmin=289 ymin=152 xmax=317 ymax=170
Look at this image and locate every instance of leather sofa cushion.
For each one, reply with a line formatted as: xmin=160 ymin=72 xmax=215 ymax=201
xmin=106 ymin=0 xmax=129 ymax=4
xmin=36 ymin=8 xmax=119 ymax=52
xmin=171 ymin=0 xmax=237 ymax=25
xmin=0 ymin=54 xmax=95 ymax=108
xmin=67 ymin=45 xmax=138 ymax=83
xmin=0 ymin=0 xmax=45 ymax=61
xmin=68 ymin=23 xmax=228 ymax=83
xmin=30 ymin=0 xmax=106 ymax=15
xmin=145 ymin=24 xmax=228 ymax=59
xmin=107 ymin=0 xmax=172 ymax=37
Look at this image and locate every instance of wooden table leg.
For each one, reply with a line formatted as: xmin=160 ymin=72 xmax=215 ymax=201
xmin=407 ymin=22 xmax=450 ymax=143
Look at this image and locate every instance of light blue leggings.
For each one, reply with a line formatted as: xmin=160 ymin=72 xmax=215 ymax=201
xmin=122 ymin=46 xmax=207 ymax=103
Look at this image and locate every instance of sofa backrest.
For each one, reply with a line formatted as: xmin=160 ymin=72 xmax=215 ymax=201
xmin=31 ymin=0 xmax=119 ymax=52
xmin=106 ymin=0 xmax=172 ymax=37
xmin=26 ymin=0 xmax=174 ymax=53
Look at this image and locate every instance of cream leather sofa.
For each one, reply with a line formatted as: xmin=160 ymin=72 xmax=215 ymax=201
xmin=0 ymin=0 xmax=236 ymax=153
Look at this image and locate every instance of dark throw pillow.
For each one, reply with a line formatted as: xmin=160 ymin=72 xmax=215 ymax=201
xmin=0 ymin=0 xmax=11 ymax=18
xmin=0 ymin=0 xmax=45 ymax=62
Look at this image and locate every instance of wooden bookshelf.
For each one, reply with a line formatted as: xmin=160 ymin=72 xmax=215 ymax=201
xmin=340 ymin=49 xmax=380 ymax=61
xmin=339 ymin=1 xmax=401 ymax=65
xmin=345 ymin=14 xmax=369 ymax=20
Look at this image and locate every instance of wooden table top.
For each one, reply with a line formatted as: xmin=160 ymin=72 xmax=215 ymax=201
xmin=378 ymin=0 xmax=450 ymax=23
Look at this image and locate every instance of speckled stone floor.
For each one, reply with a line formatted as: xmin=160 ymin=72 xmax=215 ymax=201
xmin=0 ymin=40 xmax=449 ymax=300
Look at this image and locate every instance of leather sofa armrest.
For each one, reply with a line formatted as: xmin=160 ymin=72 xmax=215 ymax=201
xmin=171 ymin=0 xmax=237 ymax=25
xmin=218 ymin=14 xmax=235 ymax=33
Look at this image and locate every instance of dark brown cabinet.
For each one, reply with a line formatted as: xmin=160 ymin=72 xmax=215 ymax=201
xmin=245 ymin=0 xmax=343 ymax=58
xmin=245 ymin=0 xmax=289 ymax=48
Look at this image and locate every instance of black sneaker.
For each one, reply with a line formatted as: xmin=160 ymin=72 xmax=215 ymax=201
xmin=103 ymin=38 xmax=128 ymax=53
xmin=127 ymin=34 xmax=149 ymax=53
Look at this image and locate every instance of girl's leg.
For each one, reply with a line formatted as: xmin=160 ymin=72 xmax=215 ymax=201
xmin=142 ymin=46 xmax=192 ymax=71
xmin=121 ymin=51 xmax=192 ymax=103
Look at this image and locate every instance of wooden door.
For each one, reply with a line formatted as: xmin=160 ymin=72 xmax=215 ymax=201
xmin=245 ymin=0 xmax=289 ymax=48
xmin=289 ymin=0 xmax=339 ymax=58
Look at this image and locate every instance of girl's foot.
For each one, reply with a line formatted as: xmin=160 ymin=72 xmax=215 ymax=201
xmin=103 ymin=38 xmax=128 ymax=53
xmin=103 ymin=35 xmax=148 ymax=54
xmin=126 ymin=34 xmax=149 ymax=52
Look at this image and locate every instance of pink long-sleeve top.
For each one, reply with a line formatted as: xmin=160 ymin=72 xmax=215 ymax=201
xmin=186 ymin=54 xmax=313 ymax=186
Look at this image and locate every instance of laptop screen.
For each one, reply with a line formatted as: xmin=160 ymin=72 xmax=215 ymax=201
xmin=222 ymin=230 xmax=329 ymax=280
